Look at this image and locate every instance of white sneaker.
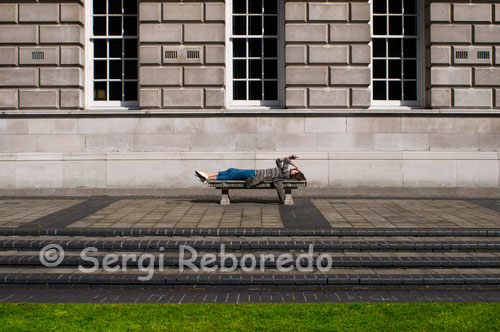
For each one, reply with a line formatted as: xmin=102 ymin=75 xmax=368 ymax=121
xmin=194 ymin=170 xmax=208 ymax=181
xmin=194 ymin=173 xmax=206 ymax=184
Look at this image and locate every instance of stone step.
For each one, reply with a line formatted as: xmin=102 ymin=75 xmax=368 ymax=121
xmin=1 ymin=271 xmax=500 ymax=289
xmin=2 ymin=239 xmax=500 ymax=252
xmin=1 ymin=228 xmax=500 ymax=237
xmin=1 ymin=254 xmax=499 ymax=268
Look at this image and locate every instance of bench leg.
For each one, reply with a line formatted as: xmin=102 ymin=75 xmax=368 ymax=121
xmin=220 ymin=188 xmax=230 ymax=205
xmin=284 ymin=188 xmax=293 ymax=205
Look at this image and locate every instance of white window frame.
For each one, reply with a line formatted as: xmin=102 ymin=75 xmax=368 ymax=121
xmin=369 ymin=0 xmax=425 ymax=108
xmin=85 ymin=0 xmax=139 ymax=109
xmin=225 ymin=0 xmax=285 ymax=109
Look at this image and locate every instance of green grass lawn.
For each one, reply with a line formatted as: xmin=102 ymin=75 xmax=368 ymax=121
xmin=1 ymin=303 xmax=499 ymax=332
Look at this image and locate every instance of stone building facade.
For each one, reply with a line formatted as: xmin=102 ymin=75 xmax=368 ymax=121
xmin=0 ymin=0 xmax=499 ymax=190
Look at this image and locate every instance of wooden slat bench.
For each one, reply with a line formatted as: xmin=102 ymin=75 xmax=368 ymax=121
xmin=207 ymin=180 xmax=307 ymax=205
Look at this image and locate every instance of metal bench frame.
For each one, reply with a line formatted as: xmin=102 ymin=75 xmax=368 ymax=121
xmin=207 ymin=180 xmax=307 ymax=205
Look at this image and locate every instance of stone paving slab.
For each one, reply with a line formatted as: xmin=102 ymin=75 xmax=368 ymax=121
xmin=0 ymin=289 xmax=499 ymax=303
xmin=0 ymin=197 xmax=500 ymax=229
xmin=0 ymin=199 xmax=84 ymax=228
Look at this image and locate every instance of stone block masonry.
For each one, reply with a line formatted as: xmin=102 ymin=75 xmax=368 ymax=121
xmin=285 ymin=1 xmax=371 ymax=108
xmin=430 ymin=2 xmax=500 ymax=109
xmin=0 ymin=2 xmax=84 ymax=110
xmin=139 ymin=1 xmax=225 ymax=109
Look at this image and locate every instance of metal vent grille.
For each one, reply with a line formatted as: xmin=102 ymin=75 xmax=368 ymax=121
xmin=32 ymin=51 xmax=45 ymax=60
xmin=453 ymin=47 xmax=492 ymax=64
xmin=164 ymin=50 xmax=177 ymax=59
xmin=477 ymin=51 xmax=489 ymax=60
xmin=187 ymin=50 xmax=200 ymax=59
xmin=455 ymin=50 xmax=468 ymax=60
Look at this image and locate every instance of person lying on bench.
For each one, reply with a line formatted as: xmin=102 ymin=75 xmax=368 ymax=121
xmin=194 ymin=155 xmax=306 ymax=185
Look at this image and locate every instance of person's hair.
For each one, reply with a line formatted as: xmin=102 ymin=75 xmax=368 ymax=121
xmin=290 ymin=170 xmax=306 ymax=182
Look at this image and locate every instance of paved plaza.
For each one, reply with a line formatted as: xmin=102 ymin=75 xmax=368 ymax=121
xmin=1 ymin=195 xmax=500 ymax=303
xmin=0 ymin=196 xmax=499 ymax=230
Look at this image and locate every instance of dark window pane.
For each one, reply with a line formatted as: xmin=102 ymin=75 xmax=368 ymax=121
xmin=388 ymin=39 xmax=401 ymax=57
xmin=108 ymin=0 xmax=121 ymax=14
xmin=94 ymin=0 xmax=106 ymax=14
xmin=124 ymin=82 xmax=138 ymax=101
xmin=373 ymin=38 xmax=386 ymax=57
xmin=403 ymin=59 xmax=417 ymax=79
xmin=389 ymin=16 xmax=402 ymax=35
xmin=109 ymin=82 xmax=122 ymax=100
xmin=403 ymin=39 xmax=416 ymax=58
xmin=404 ymin=0 xmax=416 ymax=14
xmin=404 ymin=81 xmax=417 ymax=101
xmin=373 ymin=0 xmax=386 ymax=14
xmin=249 ymin=81 xmax=262 ymax=100
xmin=373 ymin=16 xmax=387 ymax=35
xmin=109 ymin=39 xmax=122 ymax=58
xmin=249 ymin=16 xmax=262 ymax=35
xmin=248 ymin=39 xmax=261 ymax=57
xmin=404 ymin=16 xmax=417 ymax=36
xmin=264 ymin=16 xmax=277 ymax=35
xmin=94 ymin=82 xmax=107 ymax=100
xmin=124 ymin=60 xmax=137 ymax=79
xmin=108 ymin=17 xmax=122 ymax=36
xmin=94 ymin=39 xmax=107 ymax=58
xmin=233 ymin=81 xmax=246 ymax=100
xmin=233 ymin=60 xmax=246 ymax=78
xmin=373 ymin=60 xmax=386 ymax=79
xmin=233 ymin=0 xmax=246 ymax=14
xmin=93 ymin=17 xmax=106 ymax=36
xmin=109 ymin=60 xmax=122 ymax=79
xmin=124 ymin=39 xmax=137 ymax=58
xmin=233 ymin=38 xmax=246 ymax=57
xmin=124 ymin=0 xmax=137 ymax=14
xmin=233 ymin=16 xmax=246 ymax=35
xmin=264 ymin=59 xmax=277 ymax=79
xmin=124 ymin=17 xmax=137 ymax=36
xmin=264 ymin=0 xmax=277 ymax=14
xmin=389 ymin=81 xmax=402 ymax=100
xmin=249 ymin=0 xmax=262 ymax=14
xmin=388 ymin=59 xmax=401 ymax=79
xmin=249 ymin=59 xmax=262 ymax=79
xmin=264 ymin=81 xmax=277 ymax=100
xmin=373 ymin=81 xmax=386 ymax=100
xmin=94 ymin=60 xmax=107 ymax=79
xmin=264 ymin=38 xmax=277 ymax=57
xmin=389 ymin=0 xmax=402 ymax=13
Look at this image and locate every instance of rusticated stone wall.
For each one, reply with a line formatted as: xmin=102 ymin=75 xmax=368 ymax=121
xmin=430 ymin=2 xmax=500 ymax=109
xmin=0 ymin=1 xmax=84 ymax=110
xmin=139 ymin=1 xmax=226 ymax=109
xmin=284 ymin=1 xmax=371 ymax=108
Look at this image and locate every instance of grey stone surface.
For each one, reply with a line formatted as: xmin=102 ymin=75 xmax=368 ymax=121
xmin=140 ymin=67 xmax=182 ymax=86
xmin=184 ymin=24 xmax=224 ymax=42
xmin=139 ymin=3 xmax=161 ymax=22
xmin=163 ymin=3 xmax=203 ymax=22
xmin=184 ymin=67 xmax=224 ymax=86
xmin=140 ymin=24 xmax=182 ymax=43
xmin=163 ymin=89 xmax=203 ymax=108
xmin=19 ymin=90 xmax=58 ymax=109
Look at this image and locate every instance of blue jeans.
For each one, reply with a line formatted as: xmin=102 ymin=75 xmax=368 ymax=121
xmin=217 ymin=168 xmax=255 ymax=180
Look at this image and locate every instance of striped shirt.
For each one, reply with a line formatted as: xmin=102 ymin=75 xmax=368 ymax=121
xmin=254 ymin=158 xmax=291 ymax=180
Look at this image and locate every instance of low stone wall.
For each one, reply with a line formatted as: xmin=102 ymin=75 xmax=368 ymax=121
xmin=1 ymin=115 xmax=499 ymax=188
xmin=0 ymin=151 xmax=498 ymax=189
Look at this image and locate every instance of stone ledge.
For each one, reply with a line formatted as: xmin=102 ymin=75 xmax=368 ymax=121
xmin=1 ymin=151 xmax=498 ymax=162
xmin=2 ymin=108 xmax=500 ymax=116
